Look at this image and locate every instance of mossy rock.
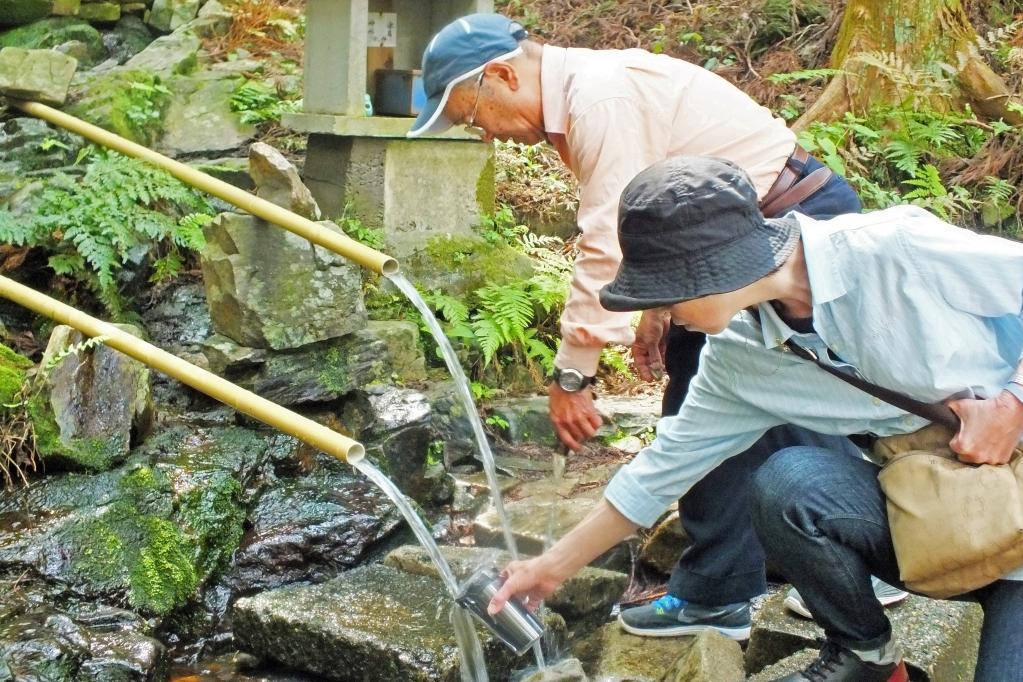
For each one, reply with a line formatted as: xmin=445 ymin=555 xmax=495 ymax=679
xmin=0 ymin=17 xmax=105 ymax=65
xmin=0 ymin=0 xmax=53 ymax=28
xmin=399 ymin=234 xmax=535 ymax=300
xmin=66 ymin=69 xmax=171 ymax=145
xmin=0 ymin=343 xmax=31 ymax=405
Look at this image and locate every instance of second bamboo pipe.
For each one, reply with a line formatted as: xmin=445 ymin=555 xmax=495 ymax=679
xmin=0 ymin=275 xmax=364 ymax=463
xmin=10 ymin=99 xmax=399 ymax=277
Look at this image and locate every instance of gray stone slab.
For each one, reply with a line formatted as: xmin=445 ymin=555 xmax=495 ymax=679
xmin=0 ymin=47 xmax=77 ymax=105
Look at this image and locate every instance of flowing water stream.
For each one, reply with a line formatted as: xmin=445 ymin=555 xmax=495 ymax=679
xmin=388 ymin=273 xmax=546 ymax=670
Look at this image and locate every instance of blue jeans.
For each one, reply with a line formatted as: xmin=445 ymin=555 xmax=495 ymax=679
xmin=662 ymin=151 xmax=863 ymax=605
xmin=750 ymin=446 xmax=1023 ymax=680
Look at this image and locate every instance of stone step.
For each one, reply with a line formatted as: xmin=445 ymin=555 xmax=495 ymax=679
xmin=572 ymin=626 xmax=744 ymax=682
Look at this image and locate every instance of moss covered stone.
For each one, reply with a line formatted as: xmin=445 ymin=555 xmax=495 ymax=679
xmin=0 ymin=1 xmax=54 ymax=29
xmin=0 ymin=343 xmax=31 ymax=405
xmin=177 ymin=471 xmax=245 ymax=578
xmin=0 ymin=18 xmax=105 ymax=64
xmin=403 ymin=234 xmax=535 ymax=299
xmin=26 ymin=389 xmax=127 ymax=471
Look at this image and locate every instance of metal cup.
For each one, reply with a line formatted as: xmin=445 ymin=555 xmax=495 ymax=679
xmin=455 ymin=566 xmax=545 ymax=656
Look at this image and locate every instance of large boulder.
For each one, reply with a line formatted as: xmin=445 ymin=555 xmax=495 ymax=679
xmin=573 ymin=625 xmax=744 ymax=681
xmin=0 ymin=47 xmax=77 ymax=105
xmin=201 ymin=213 xmax=367 ymax=350
xmin=102 ymin=15 xmax=153 ymax=65
xmin=35 ymin=324 xmax=153 ymax=471
xmin=158 ymin=73 xmax=255 ymax=155
xmin=233 ymin=563 xmax=531 ymax=682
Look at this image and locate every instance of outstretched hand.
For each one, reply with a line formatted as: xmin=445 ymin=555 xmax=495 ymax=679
xmin=948 ymin=390 xmax=1023 ymax=464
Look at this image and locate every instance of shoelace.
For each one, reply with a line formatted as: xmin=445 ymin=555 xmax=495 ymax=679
xmin=800 ymin=641 xmax=846 ymax=682
xmin=651 ymin=593 xmax=684 ymax=614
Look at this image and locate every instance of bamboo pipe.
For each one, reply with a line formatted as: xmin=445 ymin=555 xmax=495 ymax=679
xmin=0 ymin=275 xmax=364 ymax=463
xmin=9 ymin=99 xmax=398 ymax=277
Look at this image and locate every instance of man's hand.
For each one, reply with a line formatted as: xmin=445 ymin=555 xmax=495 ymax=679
xmin=948 ymin=390 xmax=1023 ymax=464
xmin=487 ymin=555 xmax=567 ymax=615
xmin=632 ymin=309 xmax=670 ymax=381
xmin=548 ymin=383 xmax=602 ymax=451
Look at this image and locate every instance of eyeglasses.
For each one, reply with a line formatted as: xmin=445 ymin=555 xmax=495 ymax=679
xmin=463 ymin=71 xmax=486 ymax=137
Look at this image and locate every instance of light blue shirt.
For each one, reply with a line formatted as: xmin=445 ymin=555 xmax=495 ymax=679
xmin=606 ymin=205 xmax=1023 ymax=582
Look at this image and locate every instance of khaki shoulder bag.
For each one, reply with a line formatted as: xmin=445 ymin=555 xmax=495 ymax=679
xmin=785 ymin=341 xmax=1023 ymax=598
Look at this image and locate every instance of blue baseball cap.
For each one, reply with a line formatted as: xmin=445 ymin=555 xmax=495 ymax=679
xmin=407 ymin=14 xmax=527 ymax=138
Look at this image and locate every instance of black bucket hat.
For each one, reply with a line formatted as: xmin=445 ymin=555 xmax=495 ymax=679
xmin=599 ymin=156 xmax=801 ymax=312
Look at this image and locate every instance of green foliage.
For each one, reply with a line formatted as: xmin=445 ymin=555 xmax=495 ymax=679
xmin=337 ymin=207 xmax=385 ymax=251
xmin=425 ymin=440 xmax=444 ymax=468
xmin=767 ymin=68 xmax=840 ymax=84
xmin=230 ymin=79 xmax=302 ymax=126
xmin=797 ymin=105 xmax=1022 ymax=234
xmin=0 ymin=149 xmax=213 ymax=317
xmin=477 ymin=205 xmax=528 ymax=246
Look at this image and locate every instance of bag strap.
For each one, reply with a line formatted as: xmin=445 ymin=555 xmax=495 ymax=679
xmin=784 ymin=340 xmax=961 ymax=431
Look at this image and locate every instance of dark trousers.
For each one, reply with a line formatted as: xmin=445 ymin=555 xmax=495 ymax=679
xmin=751 ymin=446 xmax=1023 ymax=680
xmin=663 ymin=153 xmax=863 ymax=605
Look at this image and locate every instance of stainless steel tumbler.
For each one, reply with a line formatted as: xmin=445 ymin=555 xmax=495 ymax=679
xmin=455 ymin=566 xmax=545 ymax=656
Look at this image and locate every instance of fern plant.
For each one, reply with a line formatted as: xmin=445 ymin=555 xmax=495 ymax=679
xmin=0 ymin=149 xmax=213 ymax=317
xmin=230 ymin=79 xmax=302 ymax=126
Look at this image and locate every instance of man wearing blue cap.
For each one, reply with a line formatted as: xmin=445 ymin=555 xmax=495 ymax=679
xmin=409 ymin=14 xmax=904 ymax=638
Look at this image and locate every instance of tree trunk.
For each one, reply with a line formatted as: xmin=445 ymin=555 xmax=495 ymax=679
xmin=794 ymin=0 xmax=1022 ymax=130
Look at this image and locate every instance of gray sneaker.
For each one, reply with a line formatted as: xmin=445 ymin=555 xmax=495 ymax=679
xmin=617 ymin=594 xmax=751 ymax=640
xmin=783 ymin=577 xmax=909 ymax=619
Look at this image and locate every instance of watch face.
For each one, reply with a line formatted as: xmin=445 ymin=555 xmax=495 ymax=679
xmin=557 ymin=369 xmax=586 ymax=392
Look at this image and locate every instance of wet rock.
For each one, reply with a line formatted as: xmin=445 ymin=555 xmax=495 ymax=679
xmin=489 ymin=396 xmax=558 ymax=446
xmin=159 ymin=73 xmax=256 ymax=155
xmin=517 ymin=657 xmax=587 ymax=681
xmin=638 ymin=509 xmax=689 ymax=576
xmin=383 ymin=545 xmax=627 ymax=633
xmin=0 ymin=117 xmax=82 ymax=176
xmin=488 ymin=394 xmax=661 ymax=448
xmin=662 ymin=629 xmax=745 ymax=682
xmin=201 ymin=213 xmax=366 ymax=351
xmin=38 ymin=324 xmax=153 ymax=471
xmin=233 ymin=563 xmax=526 ymax=682
xmin=423 ymin=380 xmax=479 ymax=466
xmin=0 ymin=47 xmax=78 ymax=105
xmin=341 ymin=386 xmax=451 ymax=504
xmin=745 ymin=590 xmax=980 ymax=680
xmin=220 ymin=465 xmax=402 ymax=594
xmin=147 ymin=0 xmax=200 ymax=33
xmin=123 ymin=29 xmax=199 ymax=74
xmin=0 ymin=585 xmax=167 ymax=681
xmin=450 ymin=470 xmax=519 ymax=514
xmin=249 ymin=142 xmax=321 ymax=220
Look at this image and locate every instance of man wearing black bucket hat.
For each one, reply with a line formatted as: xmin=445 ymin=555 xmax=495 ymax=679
xmin=410 ymin=12 xmax=906 ymax=638
xmin=488 ymin=156 xmax=1023 ymax=681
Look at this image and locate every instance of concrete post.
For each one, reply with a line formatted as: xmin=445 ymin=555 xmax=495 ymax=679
xmin=304 ymin=0 xmax=368 ymax=116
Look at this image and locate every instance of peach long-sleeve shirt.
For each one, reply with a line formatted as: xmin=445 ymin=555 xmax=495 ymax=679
xmin=542 ymin=45 xmax=796 ymax=376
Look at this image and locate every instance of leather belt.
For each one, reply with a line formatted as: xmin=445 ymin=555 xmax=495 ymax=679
xmin=759 ymin=146 xmax=834 ymax=219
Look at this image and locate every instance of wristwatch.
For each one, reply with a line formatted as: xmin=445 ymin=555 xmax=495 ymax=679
xmin=1005 ymin=370 xmax=1023 ymax=405
xmin=552 ymin=368 xmax=595 ymax=392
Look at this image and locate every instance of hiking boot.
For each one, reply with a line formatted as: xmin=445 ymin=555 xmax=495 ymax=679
xmin=784 ymin=577 xmax=909 ymax=619
xmin=617 ymin=593 xmax=751 ymax=640
xmin=772 ymin=641 xmax=908 ymax=682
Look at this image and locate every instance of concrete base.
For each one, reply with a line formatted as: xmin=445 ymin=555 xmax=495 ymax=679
xmin=302 ymin=133 xmax=495 ymax=259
